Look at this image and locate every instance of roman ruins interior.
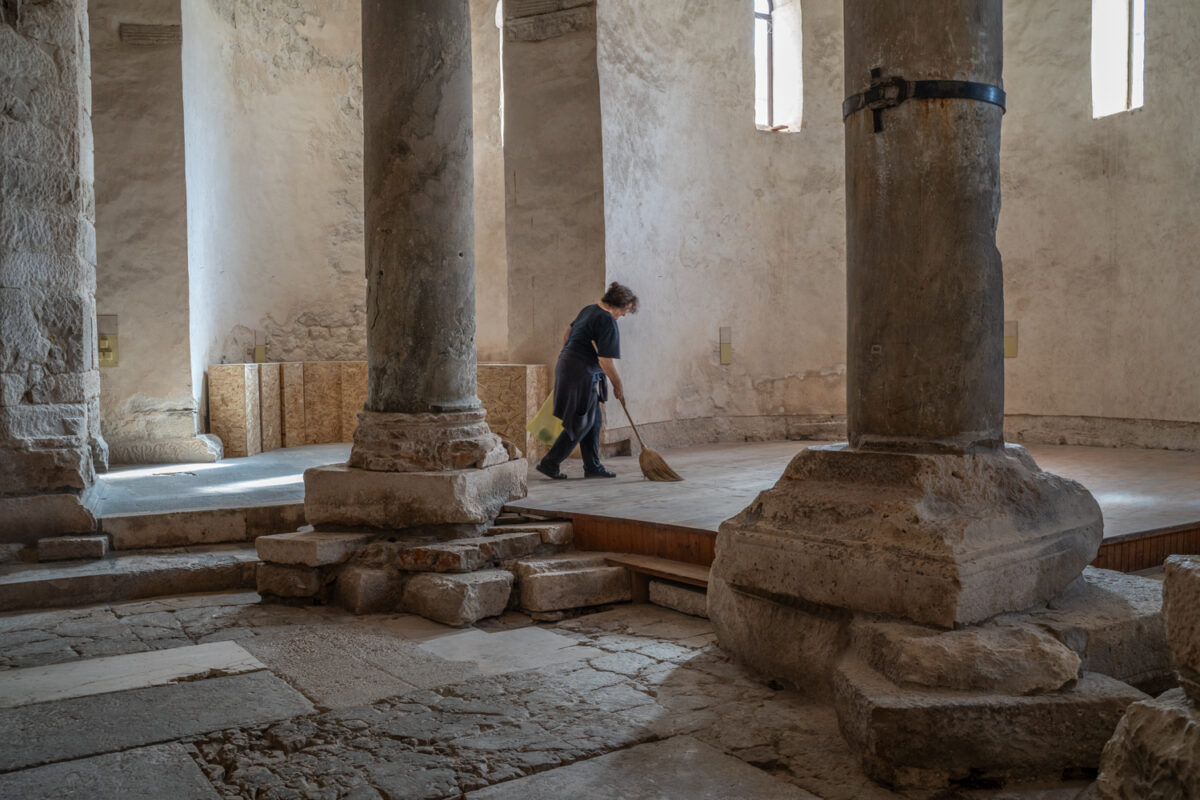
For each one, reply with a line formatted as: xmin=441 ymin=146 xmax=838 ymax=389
xmin=2 ymin=0 xmax=1199 ymax=797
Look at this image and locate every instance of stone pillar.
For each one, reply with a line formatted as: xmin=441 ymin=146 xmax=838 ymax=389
xmin=0 ymin=0 xmax=107 ymax=542
xmin=709 ymin=0 xmax=1103 ymax=672
xmin=303 ymin=0 xmax=525 ymax=533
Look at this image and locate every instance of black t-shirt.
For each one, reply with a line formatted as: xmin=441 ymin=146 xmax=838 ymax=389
xmin=563 ymin=304 xmax=620 ymax=368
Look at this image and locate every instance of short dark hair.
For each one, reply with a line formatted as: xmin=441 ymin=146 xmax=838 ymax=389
xmin=601 ymin=282 xmax=639 ymax=313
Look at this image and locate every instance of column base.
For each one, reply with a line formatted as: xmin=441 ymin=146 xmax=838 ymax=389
xmin=107 ymin=434 xmax=223 ymax=465
xmin=710 ymin=443 xmax=1102 ymax=630
xmin=348 ymin=410 xmax=509 ymax=472
xmin=304 ymin=459 xmax=527 ymax=530
xmin=0 ymin=489 xmax=99 ymax=544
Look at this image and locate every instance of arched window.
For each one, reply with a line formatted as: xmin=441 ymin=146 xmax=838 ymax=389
xmin=754 ymin=0 xmax=802 ymax=131
xmin=1092 ymin=0 xmax=1145 ymax=118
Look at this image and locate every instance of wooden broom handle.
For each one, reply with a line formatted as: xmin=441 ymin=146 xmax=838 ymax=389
xmin=618 ymin=397 xmax=648 ymax=450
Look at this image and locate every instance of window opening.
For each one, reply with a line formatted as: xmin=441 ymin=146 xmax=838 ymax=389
xmin=1092 ymin=0 xmax=1145 ymax=118
xmin=754 ymin=0 xmax=802 ymax=131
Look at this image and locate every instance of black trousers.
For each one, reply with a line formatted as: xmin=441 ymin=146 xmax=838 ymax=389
xmin=539 ymin=406 xmax=604 ymax=473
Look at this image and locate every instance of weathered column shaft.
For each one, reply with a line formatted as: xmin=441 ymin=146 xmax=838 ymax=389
xmin=844 ymin=0 xmax=1005 ymax=453
xmin=362 ymin=0 xmax=478 ymax=415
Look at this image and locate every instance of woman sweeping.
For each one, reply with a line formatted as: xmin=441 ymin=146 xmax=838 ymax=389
xmin=535 ymin=282 xmax=638 ymax=480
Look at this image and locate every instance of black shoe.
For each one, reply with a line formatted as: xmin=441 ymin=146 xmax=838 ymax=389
xmin=536 ymin=462 xmax=568 ymax=480
xmin=584 ymin=467 xmax=617 ymax=478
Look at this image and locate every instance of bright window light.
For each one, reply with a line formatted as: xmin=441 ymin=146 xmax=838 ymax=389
xmin=1092 ymin=0 xmax=1145 ymax=118
xmin=754 ymin=0 xmax=802 ymax=131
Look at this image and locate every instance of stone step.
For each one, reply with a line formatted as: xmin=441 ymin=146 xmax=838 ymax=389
xmin=0 ymin=545 xmax=259 ymax=613
xmin=101 ymin=504 xmax=305 ymax=551
xmin=513 ymin=553 xmax=631 ymax=614
xmin=36 ymin=535 xmax=109 ymax=562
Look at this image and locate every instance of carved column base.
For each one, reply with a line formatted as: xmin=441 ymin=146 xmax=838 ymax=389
xmin=348 ymin=410 xmax=510 ymax=472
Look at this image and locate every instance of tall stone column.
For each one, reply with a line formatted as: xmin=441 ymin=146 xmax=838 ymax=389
xmin=304 ymin=0 xmax=525 ymax=533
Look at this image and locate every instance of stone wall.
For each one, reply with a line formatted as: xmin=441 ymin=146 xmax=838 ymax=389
xmin=181 ymin=0 xmax=367 ymax=424
xmin=0 ymin=0 xmax=106 ymax=540
xmin=596 ymin=0 xmax=847 ymax=435
xmin=90 ymin=0 xmax=219 ymax=464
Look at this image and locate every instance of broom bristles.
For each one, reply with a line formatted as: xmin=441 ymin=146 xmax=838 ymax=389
xmin=639 ymin=447 xmax=683 ymax=482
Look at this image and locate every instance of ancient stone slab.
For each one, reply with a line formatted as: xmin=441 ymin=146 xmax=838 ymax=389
xmin=257 ymin=563 xmax=325 ymax=598
xmin=416 ymin=625 xmax=603 ymax=677
xmin=712 ymin=444 xmax=1102 ymax=630
xmin=478 ymin=531 xmax=544 ymax=561
xmin=649 ymin=580 xmax=709 ymax=619
xmin=259 ymin=362 xmax=282 ymax=451
xmin=103 ymin=504 xmax=306 ymax=551
xmin=36 ymin=534 xmax=107 ymax=562
xmin=280 ymin=362 xmax=305 ymax=447
xmin=516 ymin=556 xmax=631 ymax=613
xmin=349 ymin=409 xmax=509 ymax=472
xmin=833 ymin=657 xmax=1148 ymax=787
xmin=467 ymin=735 xmax=819 ymax=799
xmin=397 ymin=542 xmax=484 ymax=573
xmin=304 ymin=459 xmax=527 ymax=529
xmin=334 ymin=565 xmax=406 ymax=614
xmin=207 ymin=363 xmax=261 ymax=458
xmin=107 ymin=435 xmax=222 ymax=466
xmin=851 ymin=619 xmax=1080 ymax=695
xmin=0 ymin=492 xmax=98 ymax=544
xmin=1163 ymin=555 xmax=1200 ymax=700
xmin=0 ymin=743 xmax=221 ymax=800
xmin=489 ymin=521 xmax=573 ymax=546
xmin=255 ymin=530 xmax=375 ymax=567
xmin=0 ymin=641 xmax=263 ymax=708
xmin=303 ymin=361 xmax=343 ymax=444
xmin=0 ymin=671 xmax=313 ymax=772
xmin=1092 ymin=688 xmax=1200 ymax=800
xmin=403 ymin=570 xmax=514 ymax=627
xmin=1014 ymin=566 xmax=1171 ymax=692
xmin=340 ymin=360 xmax=367 ymax=442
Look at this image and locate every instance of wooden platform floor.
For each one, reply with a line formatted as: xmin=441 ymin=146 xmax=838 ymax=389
xmin=509 ymin=441 xmax=1200 ymax=571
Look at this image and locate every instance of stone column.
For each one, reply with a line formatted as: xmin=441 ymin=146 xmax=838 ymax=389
xmin=304 ymin=0 xmax=525 ymax=533
xmin=0 ymin=0 xmax=107 ymax=542
xmin=709 ymin=0 xmax=1102 ymax=671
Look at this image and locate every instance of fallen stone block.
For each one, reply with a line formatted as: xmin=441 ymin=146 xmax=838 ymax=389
xmin=396 ymin=542 xmax=483 ymax=573
xmin=1092 ymin=688 xmax=1200 ymax=800
xmin=335 ymin=565 xmax=406 ymax=614
xmin=1163 ymin=555 xmax=1200 ymax=701
xmin=648 ymin=580 xmax=708 ymax=619
xmin=257 ymin=563 xmax=326 ymax=599
xmin=36 ymin=535 xmax=108 ymax=562
xmin=477 ymin=531 xmax=543 ymax=561
xmin=256 ymin=530 xmax=375 ymax=567
xmin=834 ymin=655 xmax=1148 ymax=788
xmin=851 ymin=618 xmax=1080 ymax=695
xmin=515 ymin=555 xmax=631 ymax=613
xmin=402 ymin=570 xmax=513 ymax=626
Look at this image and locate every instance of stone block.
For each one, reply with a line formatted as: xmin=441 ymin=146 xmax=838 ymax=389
xmin=335 ymin=565 xmax=405 ymax=614
xmin=1163 ymin=555 xmax=1200 ymax=701
xmin=304 ymin=459 xmax=527 ymax=529
xmin=648 ymin=580 xmax=708 ymax=619
xmin=255 ymin=530 xmax=375 ymax=567
xmin=0 ymin=444 xmax=93 ymax=494
xmin=1092 ymin=688 xmax=1200 ymax=800
xmin=515 ymin=555 xmax=631 ymax=613
xmin=1014 ymin=566 xmax=1171 ymax=692
xmin=36 ymin=534 xmax=107 ymax=561
xmin=478 ymin=531 xmax=543 ymax=561
xmin=259 ymin=362 xmax=282 ymax=451
xmin=207 ymin=364 xmax=261 ymax=458
xmin=339 ymin=361 xmax=367 ymax=442
xmin=0 ymin=491 xmax=98 ymax=544
xmin=833 ymin=656 xmax=1149 ymax=787
xmin=105 ymin=508 xmax=248 ymax=550
xmin=851 ymin=619 xmax=1080 ymax=695
xmin=402 ymin=570 xmax=513 ymax=626
xmin=489 ymin=521 xmax=573 ymax=546
xmin=348 ymin=410 xmax=509 ymax=472
xmin=256 ymin=563 xmax=325 ymax=598
xmin=302 ymin=361 xmax=342 ymax=444
xmin=280 ymin=362 xmax=305 ymax=447
xmin=396 ymin=542 xmax=484 ymax=573
xmin=711 ymin=444 xmax=1102 ymax=630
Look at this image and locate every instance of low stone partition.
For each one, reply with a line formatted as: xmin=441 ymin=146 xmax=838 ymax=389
xmin=208 ymin=362 xmax=547 ymax=460
xmin=1092 ymin=555 xmax=1200 ymax=798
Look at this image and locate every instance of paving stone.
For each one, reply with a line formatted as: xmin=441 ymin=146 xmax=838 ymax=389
xmin=465 ymin=735 xmax=820 ymax=799
xmin=403 ymin=570 xmax=513 ymax=626
xmin=416 ymin=625 xmax=603 ymax=676
xmin=0 ymin=671 xmax=314 ymax=772
xmin=0 ymin=743 xmax=221 ymax=800
xmin=255 ymin=530 xmax=376 ymax=567
xmin=35 ymin=535 xmax=108 ymax=561
xmin=648 ymin=580 xmax=709 ymax=618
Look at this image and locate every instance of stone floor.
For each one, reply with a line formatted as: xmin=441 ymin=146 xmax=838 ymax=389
xmin=0 ymin=593 xmax=1092 ymax=799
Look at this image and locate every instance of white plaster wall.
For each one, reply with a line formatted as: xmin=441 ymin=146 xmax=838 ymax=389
xmin=182 ymin=0 xmax=365 ymax=421
xmin=1000 ymin=0 xmax=1200 ymax=426
xmin=597 ymin=0 xmax=847 ymax=431
xmin=91 ymin=0 xmax=202 ymax=460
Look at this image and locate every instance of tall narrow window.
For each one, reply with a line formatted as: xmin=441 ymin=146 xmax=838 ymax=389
xmin=754 ymin=0 xmax=802 ymax=131
xmin=1092 ymin=0 xmax=1145 ymax=118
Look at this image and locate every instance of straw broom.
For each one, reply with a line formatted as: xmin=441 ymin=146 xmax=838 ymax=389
xmin=618 ymin=398 xmax=683 ymax=482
